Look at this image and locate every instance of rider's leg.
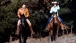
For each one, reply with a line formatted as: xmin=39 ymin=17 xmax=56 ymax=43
xmin=46 ymin=16 xmax=52 ymax=26
xmin=58 ymin=16 xmax=67 ymax=29
xmin=58 ymin=16 xmax=64 ymax=24
xmin=26 ymin=19 xmax=34 ymax=34
xmin=16 ymin=19 xmax=21 ymax=35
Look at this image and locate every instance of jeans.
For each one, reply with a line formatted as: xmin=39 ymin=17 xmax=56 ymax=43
xmin=46 ymin=16 xmax=64 ymax=26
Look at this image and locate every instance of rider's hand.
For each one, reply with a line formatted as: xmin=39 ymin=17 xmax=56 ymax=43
xmin=18 ymin=18 xmax=21 ymax=19
xmin=25 ymin=17 xmax=28 ymax=19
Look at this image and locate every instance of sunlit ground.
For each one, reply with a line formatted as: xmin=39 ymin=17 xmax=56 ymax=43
xmin=5 ymin=34 xmax=76 ymax=43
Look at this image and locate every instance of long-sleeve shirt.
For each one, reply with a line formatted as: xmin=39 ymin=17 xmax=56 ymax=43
xmin=50 ymin=5 xmax=60 ymax=16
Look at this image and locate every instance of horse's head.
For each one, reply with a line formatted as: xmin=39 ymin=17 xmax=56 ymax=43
xmin=20 ymin=15 xmax=27 ymax=27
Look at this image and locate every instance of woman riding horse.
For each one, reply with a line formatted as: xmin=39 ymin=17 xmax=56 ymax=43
xmin=46 ymin=1 xmax=64 ymax=28
xmin=45 ymin=1 xmax=69 ymax=42
xmin=45 ymin=11 xmax=69 ymax=42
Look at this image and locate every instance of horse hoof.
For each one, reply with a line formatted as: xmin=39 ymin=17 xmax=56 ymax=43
xmin=51 ymin=40 xmax=53 ymax=42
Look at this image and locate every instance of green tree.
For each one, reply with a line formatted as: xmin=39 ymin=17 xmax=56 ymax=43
xmin=0 ymin=0 xmax=73 ymax=42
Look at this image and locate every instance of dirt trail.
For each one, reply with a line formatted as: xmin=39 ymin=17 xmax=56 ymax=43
xmin=5 ymin=34 xmax=76 ymax=43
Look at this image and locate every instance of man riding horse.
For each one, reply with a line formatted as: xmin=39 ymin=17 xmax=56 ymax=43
xmin=15 ymin=2 xmax=34 ymax=35
xmin=46 ymin=1 xmax=65 ymax=29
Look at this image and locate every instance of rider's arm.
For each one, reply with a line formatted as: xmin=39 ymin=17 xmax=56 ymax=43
xmin=50 ymin=7 xmax=53 ymax=17
xmin=57 ymin=5 xmax=60 ymax=10
xmin=17 ymin=9 xmax=21 ymax=18
xmin=57 ymin=5 xmax=60 ymax=16
xmin=50 ymin=7 xmax=53 ymax=14
xmin=25 ymin=8 xmax=29 ymax=18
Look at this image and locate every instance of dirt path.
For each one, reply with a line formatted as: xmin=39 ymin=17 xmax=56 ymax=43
xmin=5 ymin=34 xmax=76 ymax=43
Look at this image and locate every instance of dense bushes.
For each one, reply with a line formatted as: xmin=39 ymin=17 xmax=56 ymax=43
xmin=0 ymin=0 xmax=73 ymax=41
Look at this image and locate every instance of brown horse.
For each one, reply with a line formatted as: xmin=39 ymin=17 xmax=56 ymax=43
xmin=45 ymin=13 xmax=69 ymax=41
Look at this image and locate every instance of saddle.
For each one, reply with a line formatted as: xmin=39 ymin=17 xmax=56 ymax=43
xmin=20 ymin=14 xmax=25 ymax=19
xmin=52 ymin=12 xmax=57 ymax=15
xmin=51 ymin=12 xmax=61 ymax=22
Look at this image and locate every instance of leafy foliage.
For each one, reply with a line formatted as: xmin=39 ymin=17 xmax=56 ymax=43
xmin=0 ymin=0 xmax=73 ymax=41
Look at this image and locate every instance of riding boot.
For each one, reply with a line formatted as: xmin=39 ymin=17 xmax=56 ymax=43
xmin=30 ymin=25 xmax=35 ymax=35
xmin=51 ymin=36 xmax=53 ymax=42
xmin=15 ymin=26 xmax=20 ymax=35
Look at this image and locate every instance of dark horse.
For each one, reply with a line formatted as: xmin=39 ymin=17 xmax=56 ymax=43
xmin=19 ymin=15 xmax=31 ymax=43
xmin=44 ymin=13 xmax=69 ymax=42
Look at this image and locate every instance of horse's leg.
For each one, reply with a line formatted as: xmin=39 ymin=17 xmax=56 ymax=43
xmin=53 ymin=29 xmax=55 ymax=41
xmin=51 ymin=34 xmax=53 ymax=42
xmin=70 ymin=25 xmax=73 ymax=37
xmin=66 ymin=29 xmax=68 ymax=34
xmin=48 ymin=32 xmax=51 ymax=41
xmin=60 ymin=24 xmax=65 ymax=36
xmin=62 ymin=30 xmax=64 ymax=36
xmin=52 ymin=27 xmax=57 ymax=41
xmin=53 ymin=25 xmax=58 ymax=41
xmin=19 ymin=32 xmax=24 ymax=43
xmin=49 ymin=30 xmax=53 ymax=39
xmin=56 ymin=26 xmax=59 ymax=39
xmin=62 ymin=25 xmax=69 ymax=35
xmin=19 ymin=25 xmax=24 ymax=43
xmin=24 ymin=36 xmax=28 ymax=43
xmin=9 ymin=35 xmax=12 ymax=43
xmin=50 ymin=30 xmax=53 ymax=36
xmin=50 ymin=30 xmax=53 ymax=42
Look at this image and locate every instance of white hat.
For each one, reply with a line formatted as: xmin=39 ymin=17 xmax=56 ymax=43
xmin=52 ymin=1 xmax=58 ymax=4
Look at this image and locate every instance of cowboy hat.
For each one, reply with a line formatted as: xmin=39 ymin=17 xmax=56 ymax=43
xmin=52 ymin=1 xmax=58 ymax=4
